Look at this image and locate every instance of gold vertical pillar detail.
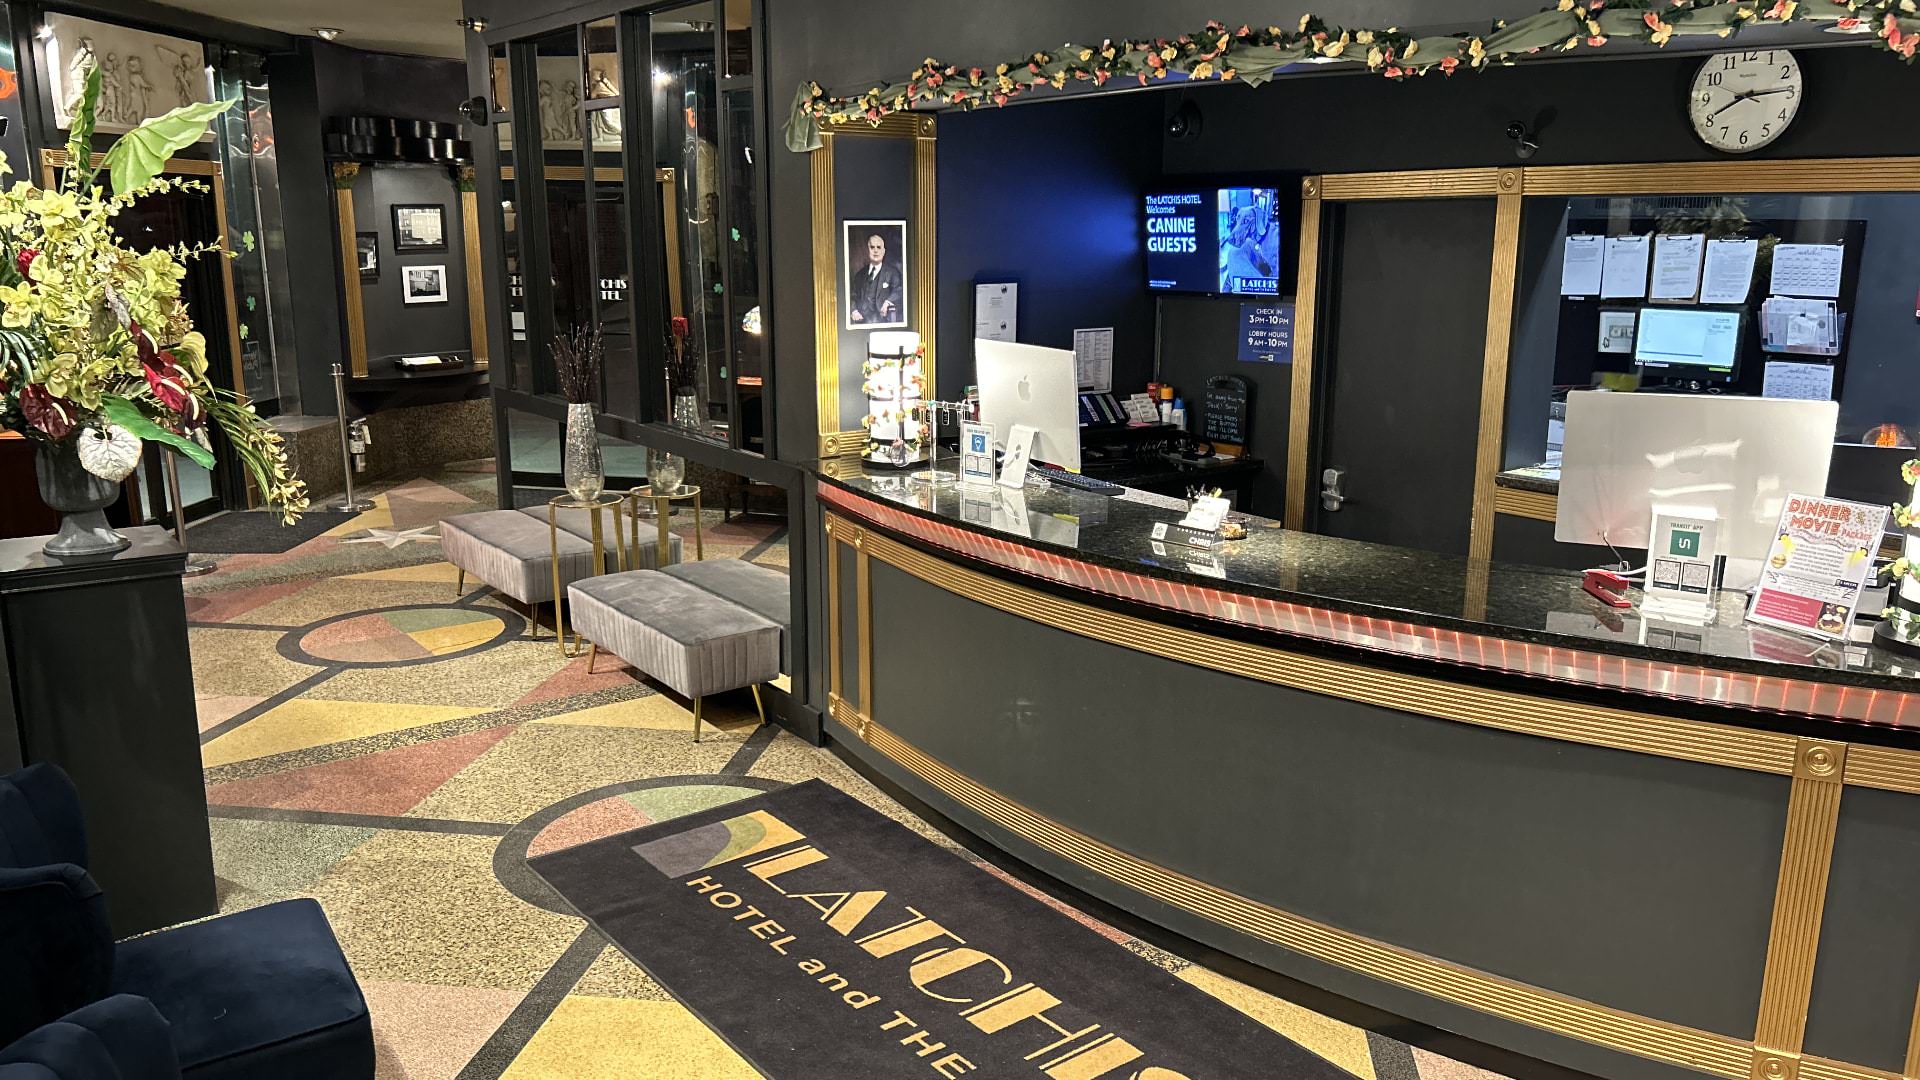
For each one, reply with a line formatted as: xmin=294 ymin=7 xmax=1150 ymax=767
xmin=460 ymin=180 xmax=487 ymax=365
xmin=331 ymin=162 xmax=368 ymax=378
xmin=913 ymin=115 xmax=938 ymax=401
xmin=856 ymin=536 xmax=873 ymax=716
xmin=1467 ymin=172 xmax=1525 ymax=563
xmin=1904 ymin=985 xmax=1920 ymax=1080
xmin=812 ymin=135 xmax=841 ymax=454
xmin=1285 ymin=178 xmax=1323 ymax=531
xmin=1754 ymin=739 xmax=1847 ymax=1060
xmin=827 ymin=520 xmax=844 ymax=703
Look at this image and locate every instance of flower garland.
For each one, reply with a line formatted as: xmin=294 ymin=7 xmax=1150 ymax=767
xmin=786 ymin=0 xmax=1919 ymax=152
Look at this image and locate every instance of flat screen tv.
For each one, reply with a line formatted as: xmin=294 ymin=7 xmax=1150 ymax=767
xmin=1144 ymin=186 xmax=1282 ymax=296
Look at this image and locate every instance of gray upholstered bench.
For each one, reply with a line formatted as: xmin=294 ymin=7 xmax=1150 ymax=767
xmin=568 ymin=571 xmax=781 ymax=741
xmin=662 ymin=560 xmax=793 ymax=671
xmin=439 ymin=508 xmax=681 ymax=638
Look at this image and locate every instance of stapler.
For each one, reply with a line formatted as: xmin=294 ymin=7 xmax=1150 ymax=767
xmin=1582 ymin=568 xmax=1632 ymax=609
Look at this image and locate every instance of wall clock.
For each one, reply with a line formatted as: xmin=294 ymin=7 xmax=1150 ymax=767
xmin=1689 ymin=50 xmax=1802 ymax=154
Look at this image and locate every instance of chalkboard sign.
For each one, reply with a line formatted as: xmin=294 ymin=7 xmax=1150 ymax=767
xmin=1203 ymin=375 xmax=1252 ymax=446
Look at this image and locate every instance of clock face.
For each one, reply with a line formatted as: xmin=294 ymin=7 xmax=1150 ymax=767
xmin=1690 ymin=50 xmax=1802 ymax=153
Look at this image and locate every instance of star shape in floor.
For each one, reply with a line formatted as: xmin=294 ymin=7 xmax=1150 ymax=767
xmin=342 ymin=526 xmax=440 ymax=549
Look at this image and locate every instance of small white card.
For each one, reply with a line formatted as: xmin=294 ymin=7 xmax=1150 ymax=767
xmin=998 ymin=424 xmax=1038 ymax=490
xmin=960 ymin=420 xmax=996 ymax=487
xmin=1180 ymin=496 xmax=1232 ymax=533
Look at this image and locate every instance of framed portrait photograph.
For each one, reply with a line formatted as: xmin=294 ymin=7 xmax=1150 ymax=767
xmin=356 ymin=233 xmax=379 ymax=282
xmin=402 ymin=264 xmax=450 ymax=305
xmin=392 ymin=204 xmax=447 ymax=253
xmin=843 ymin=219 xmax=908 ymax=330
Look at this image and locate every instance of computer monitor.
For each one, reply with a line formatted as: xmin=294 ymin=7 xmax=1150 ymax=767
xmin=1556 ymin=391 xmax=1838 ymax=563
xmin=1633 ymin=307 xmax=1743 ymax=381
xmin=975 ymin=339 xmax=1082 ymax=472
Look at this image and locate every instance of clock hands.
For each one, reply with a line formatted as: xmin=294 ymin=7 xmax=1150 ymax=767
xmin=1706 ymin=85 xmax=1794 ymax=121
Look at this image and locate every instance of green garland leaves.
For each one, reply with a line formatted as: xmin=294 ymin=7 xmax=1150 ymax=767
xmin=786 ymin=0 xmax=1920 ymax=152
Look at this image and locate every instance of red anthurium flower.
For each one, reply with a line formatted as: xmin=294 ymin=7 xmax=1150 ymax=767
xmin=670 ymin=315 xmax=690 ymax=339
xmin=15 ymin=248 xmax=38 ymax=280
xmin=20 ymin=385 xmax=76 ymax=439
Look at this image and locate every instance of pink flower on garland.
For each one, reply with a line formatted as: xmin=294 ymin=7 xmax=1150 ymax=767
xmin=1439 ymin=55 xmax=1460 ymax=74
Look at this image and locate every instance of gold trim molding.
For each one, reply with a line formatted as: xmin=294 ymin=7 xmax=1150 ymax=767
xmin=1285 ymin=191 xmax=1322 ymax=530
xmin=1493 ymin=485 xmax=1559 ymax=522
xmin=1467 ymin=187 xmax=1524 ymax=562
xmin=827 ymin=512 xmax=1798 ymax=775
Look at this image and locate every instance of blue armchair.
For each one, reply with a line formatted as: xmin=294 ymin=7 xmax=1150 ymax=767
xmin=0 ymin=765 xmax=373 ymax=1079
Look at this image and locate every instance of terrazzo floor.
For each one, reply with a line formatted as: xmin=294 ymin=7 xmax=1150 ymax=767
xmin=183 ymin=460 xmax=1515 ymax=1079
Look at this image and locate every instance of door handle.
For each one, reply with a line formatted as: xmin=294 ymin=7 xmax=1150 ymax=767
xmin=1321 ymin=467 xmax=1346 ymax=512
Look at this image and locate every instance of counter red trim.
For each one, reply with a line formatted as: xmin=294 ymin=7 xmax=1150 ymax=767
xmin=820 ymin=482 xmax=1920 ymax=730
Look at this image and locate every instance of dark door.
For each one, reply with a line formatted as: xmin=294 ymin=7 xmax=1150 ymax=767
xmin=1310 ymin=199 xmax=1496 ymax=556
xmin=112 ymin=177 xmax=237 ymax=522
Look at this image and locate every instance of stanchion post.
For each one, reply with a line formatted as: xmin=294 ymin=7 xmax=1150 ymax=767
xmin=328 ymin=363 xmax=375 ymax=514
xmin=162 ymin=452 xmax=217 ymax=577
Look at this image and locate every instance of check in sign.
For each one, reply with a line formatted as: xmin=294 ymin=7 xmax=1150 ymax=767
xmin=1239 ymin=301 xmax=1292 ymax=363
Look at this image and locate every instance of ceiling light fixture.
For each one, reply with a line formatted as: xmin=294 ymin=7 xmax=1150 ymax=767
xmin=456 ymin=17 xmax=489 ymax=32
xmin=312 ymin=27 xmax=342 ymax=41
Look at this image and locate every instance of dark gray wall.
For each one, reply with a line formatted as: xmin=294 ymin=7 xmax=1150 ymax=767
xmin=1159 ymin=295 xmax=1291 ymax=516
xmin=352 ymin=167 xmax=473 ymax=359
xmin=267 ymin=39 xmax=472 ymax=414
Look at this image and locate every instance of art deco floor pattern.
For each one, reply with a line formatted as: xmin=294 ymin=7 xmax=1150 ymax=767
xmin=184 ymin=461 xmax=1511 ymax=1080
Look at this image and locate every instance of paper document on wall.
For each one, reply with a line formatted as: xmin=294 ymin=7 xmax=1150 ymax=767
xmin=1762 ymin=361 xmax=1835 ymax=402
xmin=1600 ymin=235 xmax=1651 ymax=299
xmin=973 ymin=282 xmax=1018 ymax=342
xmin=1769 ymin=243 xmax=1844 ymax=298
xmin=1650 ymin=234 xmax=1706 ymax=301
xmin=1072 ymin=327 xmax=1114 ymax=393
xmin=1699 ymin=238 xmax=1759 ymax=304
xmin=1560 ymin=234 xmax=1604 ymax=296
xmin=1597 ymin=309 xmax=1637 ymax=354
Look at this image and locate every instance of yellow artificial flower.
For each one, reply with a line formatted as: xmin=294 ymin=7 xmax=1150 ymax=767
xmin=1160 ymin=46 xmax=1178 ymax=61
xmin=1366 ymin=45 xmax=1384 ymax=68
xmin=1298 ymin=13 xmax=1312 ymax=32
xmin=1192 ymin=60 xmax=1215 ymax=79
xmin=1079 ymin=48 xmax=1093 ymax=61
xmin=1356 ymin=29 xmax=1375 ymax=43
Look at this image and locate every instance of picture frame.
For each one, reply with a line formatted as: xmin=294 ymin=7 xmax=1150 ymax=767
xmin=356 ymin=232 xmax=379 ymax=282
xmin=401 ymin=264 xmax=450 ymax=305
xmin=843 ymin=219 xmax=908 ymax=330
xmin=391 ymin=204 xmax=447 ymax=253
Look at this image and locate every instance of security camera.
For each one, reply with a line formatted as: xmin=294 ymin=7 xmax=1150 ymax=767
xmin=1506 ymin=121 xmax=1539 ymax=160
xmin=1166 ymin=100 xmax=1204 ymax=141
xmin=459 ymin=96 xmax=490 ymax=126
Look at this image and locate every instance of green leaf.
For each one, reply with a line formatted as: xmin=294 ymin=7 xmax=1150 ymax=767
xmin=241 ymin=230 xmax=256 ymax=252
xmin=98 ymin=394 xmax=215 ymax=469
xmin=101 ymin=97 xmax=238 ymax=195
xmin=64 ymin=66 xmax=103 ymax=192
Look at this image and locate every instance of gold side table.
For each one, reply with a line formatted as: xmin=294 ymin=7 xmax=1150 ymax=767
xmin=548 ymin=491 xmax=628 ymax=658
xmin=628 ymin=485 xmax=704 ymax=568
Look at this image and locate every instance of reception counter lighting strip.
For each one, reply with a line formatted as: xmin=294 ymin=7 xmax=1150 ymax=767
xmin=819 ymin=485 xmax=1920 ymax=731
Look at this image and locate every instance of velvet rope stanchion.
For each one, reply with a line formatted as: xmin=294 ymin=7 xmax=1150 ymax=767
xmin=785 ymin=1 xmax=1919 ymax=153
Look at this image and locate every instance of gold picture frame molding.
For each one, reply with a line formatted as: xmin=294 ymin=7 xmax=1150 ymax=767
xmin=823 ymin=507 xmax=1920 ymax=1080
xmin=810 ymin=112 xmax=938 ymax=459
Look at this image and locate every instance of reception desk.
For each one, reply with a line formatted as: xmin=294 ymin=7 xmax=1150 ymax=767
xmin=815 ymin=467 xmax=1920 ymax=1080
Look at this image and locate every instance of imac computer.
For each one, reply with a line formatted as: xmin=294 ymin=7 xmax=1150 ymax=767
xmin=976 ymin=339 xmax=1082 ymax=471
xmin=1556 ymin=391 xmax=1838 ymax=566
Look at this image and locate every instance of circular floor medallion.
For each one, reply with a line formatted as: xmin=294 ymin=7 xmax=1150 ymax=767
xmin=279 ymin=603 xmax=523 ymax=668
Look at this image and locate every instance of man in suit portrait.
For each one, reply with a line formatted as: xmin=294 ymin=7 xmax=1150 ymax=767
xmin=847 ymin=227 xmax=905 ymax=326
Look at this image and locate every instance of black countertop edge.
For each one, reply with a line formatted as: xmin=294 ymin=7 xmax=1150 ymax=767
xmin=813 ymin=469 xmax=1920 ymax=704
xmin=1493 ymin=470 xmax=1560 ymax=495
xmin=0 ymin=527 xmax=188 ymax=591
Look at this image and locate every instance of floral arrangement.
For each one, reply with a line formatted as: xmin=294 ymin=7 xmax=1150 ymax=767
xmin=0 ymin=69 xmax=306 ymax=521
xmin=553 ymin=324 xmax=604 ymax=405
xmin=786 ymin=0 xmax=1920 ymax=151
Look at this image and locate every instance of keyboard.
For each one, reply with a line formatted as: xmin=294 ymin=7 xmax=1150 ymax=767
xmin=1032 ymin=464 xmax=1124 ymax=497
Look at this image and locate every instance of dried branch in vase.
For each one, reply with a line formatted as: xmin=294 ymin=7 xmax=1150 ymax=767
xmin=554 ymin=325 xmax=604 ymax=405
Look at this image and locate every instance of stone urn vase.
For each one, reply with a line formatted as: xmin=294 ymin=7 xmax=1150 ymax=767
xmin=34 ymin=437 xmax=131 ymax=557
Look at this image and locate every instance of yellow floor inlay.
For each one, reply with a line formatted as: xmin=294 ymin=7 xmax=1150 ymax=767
xmin=1181 ymin=967 xmax=1377 ymax=1080
xmin=499 ymin=995 xmax=760 ymax=1079
xmin=342 ymin=562 xmax=464 ymax=584
xmin=201 ymin=699 xmax=486 ymax=768
xmin=410 ymin=620 xmax=503 ymax=655
xmin=528 ymin=695 xmax=758 ymax=732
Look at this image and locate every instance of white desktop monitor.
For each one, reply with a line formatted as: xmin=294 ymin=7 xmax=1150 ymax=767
xmin=1634 ymin=307 xmax=1742 ymax=377
xmin=975 ymin=339 xmax=1082 ymax=471
xmin=1556 ymin=391 xmax=1838 ymax=562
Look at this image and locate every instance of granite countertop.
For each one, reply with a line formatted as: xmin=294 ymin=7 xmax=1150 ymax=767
xmin=817 ymin=467 xmax=1920 ymax=700
xmin=1494 ymin=464 xmax=1561 ymax=495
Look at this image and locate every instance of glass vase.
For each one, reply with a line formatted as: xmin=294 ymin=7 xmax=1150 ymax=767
xmin=672 ymin=389 xmax=700 ymax=433
xmin=648 ymin=446 xmax=685 ymax=496
xmin=562 ymin=403 xmax=604 ymax=502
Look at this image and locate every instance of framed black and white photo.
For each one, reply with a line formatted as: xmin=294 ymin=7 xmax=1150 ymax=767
xmin=402 ymin=264 xmax=450 ymax=305
xmin=843 ymin=219 xmax=908 ymax=330
xmin=356 ymin=233 xmax=379 ymax=282
xmin=391 ymin=204 xmax=447 ymax=253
